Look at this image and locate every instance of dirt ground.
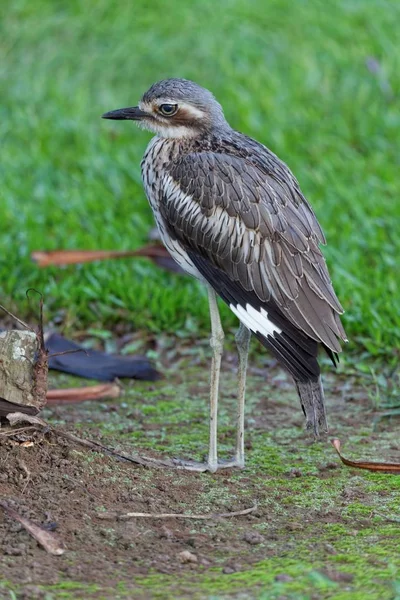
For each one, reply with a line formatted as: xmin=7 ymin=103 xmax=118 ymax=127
xmin=0 ymin=346 xmax=399 ymax=600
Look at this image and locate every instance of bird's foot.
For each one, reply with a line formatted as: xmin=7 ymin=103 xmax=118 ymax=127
xmin=170 ymin=457 xmax=245 ymax=472
xmin=127 ymin=453 xmax=245 ymax=472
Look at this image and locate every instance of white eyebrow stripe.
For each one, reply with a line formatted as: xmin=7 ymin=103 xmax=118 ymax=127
xmin=176 ymin=102 xmax=205 ymax=119
xmin=139 ymin=100 xmax=205 ymax=120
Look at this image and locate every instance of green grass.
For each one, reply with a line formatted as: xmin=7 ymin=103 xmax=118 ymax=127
xmin=1 ymin=0 xmax=400 ymax=358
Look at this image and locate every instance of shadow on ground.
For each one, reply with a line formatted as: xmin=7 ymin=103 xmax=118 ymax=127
xmin=0 ymin=355 xmax=399 ymax=600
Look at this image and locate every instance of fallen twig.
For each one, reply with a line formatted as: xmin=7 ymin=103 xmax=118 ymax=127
xmin=331 ymin=439 xmax=400 ymax=473
xmin=0 ymin=501 xmax=65 ymax=555
xmin=52 ymin=429 xmax=164 ymax=467
xmin=0 ymin=304 xmax=34 ymax=332
xmin=0 ymin=426 xmax=36 ymax=437
xmin=97 ymin=503 xmax=258 ymax=521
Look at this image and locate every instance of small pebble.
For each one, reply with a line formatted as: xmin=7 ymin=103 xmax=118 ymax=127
xmin=223 ymin=565 xmax=237 ymax=574
xmin=242 ymin=530 xmax=265 ymax=545
xmin=275 ymin=574 xmax=293 ymax=582
xmin=289 ymin=468 xmax=302 ymax=478
xmin=177 ymin=550 xmax=198 ymax=564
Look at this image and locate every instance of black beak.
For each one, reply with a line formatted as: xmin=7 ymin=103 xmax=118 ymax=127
xmin=101 ymin=106 xmax=148 ymax=120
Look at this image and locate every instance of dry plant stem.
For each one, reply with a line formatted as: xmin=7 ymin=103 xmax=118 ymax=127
xmin=0 ymin=501 xmax=65 ymax=555
xmin=98 ymin=504 xmax=258 ymax=521
xmin=30 ymin=293 xmax=48 ymax=409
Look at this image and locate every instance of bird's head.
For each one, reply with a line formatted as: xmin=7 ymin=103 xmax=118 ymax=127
xmin=102 ymin=78 xmax=228 ymax=138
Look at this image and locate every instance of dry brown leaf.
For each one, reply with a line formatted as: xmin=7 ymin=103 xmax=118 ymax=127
xmin=31 ymin=244 xmax=184 ymax=274
xmin=31 ymin=249 xmax=140 ymax=267
xmin=46 ymin=382 xmax=121 ymax=404
xmin=32 ymin=245 xmax=171 ymax=266
xmin=331 ymin=439 xmax=400 ymax=473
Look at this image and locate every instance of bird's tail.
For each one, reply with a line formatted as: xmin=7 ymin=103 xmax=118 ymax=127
xmin=295 ymin=376 xmax=328 ymax=436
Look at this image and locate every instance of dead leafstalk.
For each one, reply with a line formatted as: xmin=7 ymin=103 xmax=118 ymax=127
xmin=331 ymin=439 xmax=400 ymax=473
xmin=0 ymin=501 xmax=65 ymax=555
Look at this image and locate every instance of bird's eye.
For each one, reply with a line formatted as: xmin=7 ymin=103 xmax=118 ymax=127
xmin=158 ymin=103 xmax=178 ymax=117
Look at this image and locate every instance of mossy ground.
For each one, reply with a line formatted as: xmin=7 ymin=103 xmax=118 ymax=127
xmin=0 ymin=349 xmax=399 ymax=600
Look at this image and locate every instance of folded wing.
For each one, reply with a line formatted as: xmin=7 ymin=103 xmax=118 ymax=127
xmin=159 ymin=150 xmax=346 ymax=381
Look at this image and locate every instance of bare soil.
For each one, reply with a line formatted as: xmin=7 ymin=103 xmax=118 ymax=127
xmin=0 ymin=351 xmax=399 ymax=600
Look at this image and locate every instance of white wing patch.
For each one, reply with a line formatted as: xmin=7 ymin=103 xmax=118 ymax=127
xmin=230 ymin=303 xmax=282 ymax=338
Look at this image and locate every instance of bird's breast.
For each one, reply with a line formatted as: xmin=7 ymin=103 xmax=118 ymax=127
xmin=141 ymin=137 xmax=204 ymax=282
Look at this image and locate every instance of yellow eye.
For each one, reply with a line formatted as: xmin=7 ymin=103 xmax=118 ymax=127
xmin=158 ymin=103 xmax=178 ymax=117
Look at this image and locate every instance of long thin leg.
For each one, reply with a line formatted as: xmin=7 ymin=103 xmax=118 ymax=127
xmin=141 ymin=288 xmax=243 ymax=473
xmin=207 ymin=285 xmax=224 ymax=472
xmin=235 ymin=323 xmax=251 ymax=467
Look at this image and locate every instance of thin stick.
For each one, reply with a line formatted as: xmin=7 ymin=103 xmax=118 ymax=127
xmin=0 ymin=501 xmax=65 ymax=555
xmin=97 ymin=503 xmax=258 ymax=521
xmin=51 ymin=429 xmax=174 ymax=468
xmin=5 ymin=412 xmax=176 ymax=468
xmin=0 ymin=304 xmax=34 ymax=332
xmin=0 ymin=426 xmax=37 ymax=437
xmin=47 ymin=348 xmax=88 ymax=359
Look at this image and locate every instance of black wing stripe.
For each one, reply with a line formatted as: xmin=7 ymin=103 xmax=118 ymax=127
xmin=188 ymin=251 xmax=321 ymax=382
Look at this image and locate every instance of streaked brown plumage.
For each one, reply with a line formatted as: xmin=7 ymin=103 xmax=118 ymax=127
xmin=103 ymin=78 xmax=347 ymax=471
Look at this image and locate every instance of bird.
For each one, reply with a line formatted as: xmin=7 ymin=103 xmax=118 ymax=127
xmin=102 ymin=78 xmax=347 ymax=472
